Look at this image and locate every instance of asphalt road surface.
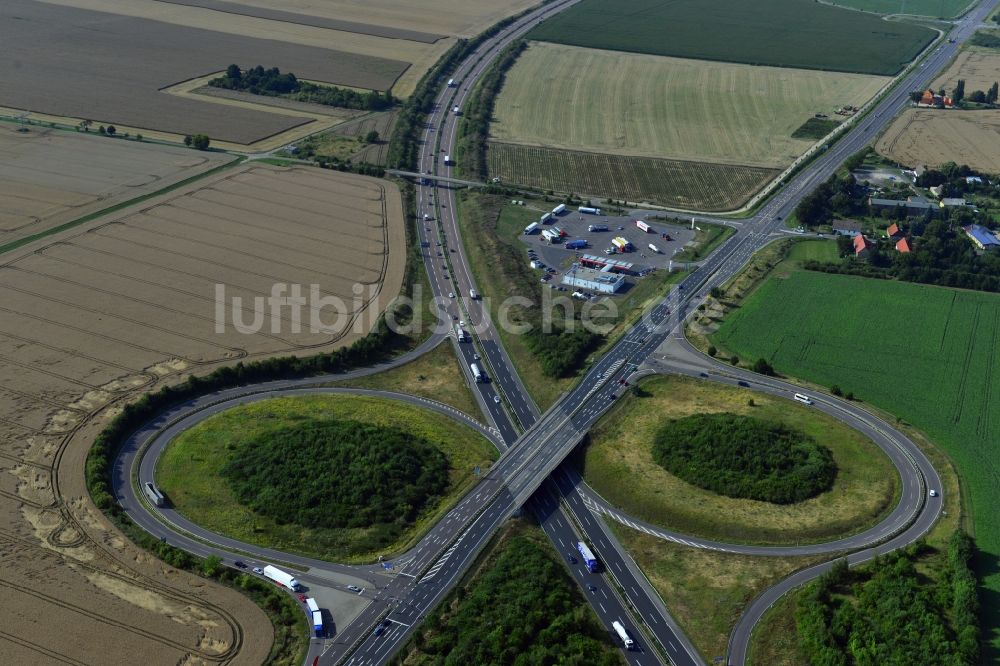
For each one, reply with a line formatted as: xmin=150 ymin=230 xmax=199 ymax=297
xmin=112 ymin=1 xmax=999 ymax=665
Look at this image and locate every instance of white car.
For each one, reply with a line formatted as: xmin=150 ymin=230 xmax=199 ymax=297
xmin=252 ymin=567 xmax=264 ymax=575
xmin=493 ymin=395 xmax=501 ymax=404
xmin=448 ymin=292 xmax=455 ymax=298
xmin=929 ymin=489 xmax=938 ymax=497
xmin=347 ymin=585 xmax=361 ymax=592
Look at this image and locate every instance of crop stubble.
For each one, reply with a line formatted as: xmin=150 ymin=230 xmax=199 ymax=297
xmin=0 ymin=0 xmax=407 ymax=144
xmin=0 ymin=162 xmax=406 ymax=664
xmin=492 ymin=43 xmax=889 ymax=168
xmin=0 ymin=125 xmax=234 ymax=246
xmin=487 ymin=142 xmax=778 ymax=211
xmin=877 ymin=109 xmax=1000 ymax=173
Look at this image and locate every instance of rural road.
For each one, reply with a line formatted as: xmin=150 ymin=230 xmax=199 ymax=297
xmin=110 ymin=0 xmax=999 ymax=664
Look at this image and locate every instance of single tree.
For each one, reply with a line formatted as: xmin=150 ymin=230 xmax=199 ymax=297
xmin=988 ymin=82 xmax=999 ymax=105
xmin=191 ymin=134 xmax=210 ymax=150
xmin=225 ymin=63 xmax=242 ymax=81
xmin=106 ymin=125 xmax=116 ymax=136
xmin=364 ymin=130 xmax=380 ymax=144
xmin=953 ymin=79 xmax=965 ymax=104
xmin=98 ymin=125 xmax=106 ymax=135
xmin=183 ymin=134 xmax=192 ymax=146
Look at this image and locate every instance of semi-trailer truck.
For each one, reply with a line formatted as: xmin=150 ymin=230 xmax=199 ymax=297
xmin=263 ymin=565 xmax=302 ymax=591
xmin=524 ymin=222 xmax=540 ymax=235
xmin=611 ymin=237 xmax=632 ymax=252
xmin=470 ymin=363 xmax=485 ymax=382
xmin=144 ymin=482 xmax=166 ymax=507
xmin=540 ymin=212 xmax=554 ymax=224
xmin=588 ymin=224 xmax=608 ymax=232
xmin=542 ymin=229 xmax=560 ymax=243
xmin=636 ymin=220 xmax=651 ymax=233
xmin=454 ymin=323 xmax=470 ymax=342
xmin=552 ymin=203 xmax=567 ymax=215
xmin=577 ymin=541 xmax=599 ymax=572
xmin=648 ymin=243 xmax=660 ymax=253
xmin=613 ymin=621 xmax=635 ymax=650
xmin=578 ymin=206 xmax=601 ymax=215
xmin=311 ymin=611 xmax=323 ymax=637
xmin=565 ymin=239 xmax=588 ymax=250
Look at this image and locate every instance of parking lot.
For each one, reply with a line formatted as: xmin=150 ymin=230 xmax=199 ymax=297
xmin=519 ymin=211 xmax=695 ymax=289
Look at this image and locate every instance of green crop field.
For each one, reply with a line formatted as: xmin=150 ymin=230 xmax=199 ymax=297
xmin=487 ymin=142 xmax=777 ymax=211
xmin=826 ymin=0 xmax=973 ymax=19
xmin=526 ymin=0 xmax=934 ymax=76
xmin=712 ymin=271 xmax=1000 ymax=654
xmin=492 ymin=43 xmax=887 ymax=168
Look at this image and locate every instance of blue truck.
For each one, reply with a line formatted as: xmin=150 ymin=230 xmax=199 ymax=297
xmin=565 ymin=239 xmax=588 ymax=250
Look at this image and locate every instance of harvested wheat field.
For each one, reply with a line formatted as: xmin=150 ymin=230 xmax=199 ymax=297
xmin=0 ymin=163 xmax=405 ymax=664
xmin=877 ymin=109 xmax=1000 ymax=173
xmin=0 ymin=125 xmax=234 ymax=247
xmin=34 ymin=0 xmax=539 ymax=103
xmin=0 ymin=0 xmax=407 ymax=143
xmin=491 ymin=42 xmax=889 ymax=168
xmin=933 ymin=50 xmax=1000 ymax=96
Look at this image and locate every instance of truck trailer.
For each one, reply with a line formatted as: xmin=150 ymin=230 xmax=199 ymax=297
xmin=470 ymin=363 xmax=485 ymax=383
xmin=454 ymin=323 xmax=470 ymax=342
xmin=648 ymin=243 xmax=660 ymax=254
xmin=311 ymin=611 xmax=323 ymax=637
xmin=263 ymin=565 xmax=302 ymax=591
xmin=144 ymin=482 xmax=166 ymax=508
xmin=540 ymin=212 xmax=554 ymax=224
xmin=611 ymin=237 xmax=632 ymax=252
xmin=541 ymin=229 xmax=560 ymax=243
xmin=552 ymin=203 xmax=567 ymax=215
xmin=565 ymin=239 xmax=588 ymax=250
xmin=578 ymin=206 xmax=601 ymax=215
xmin=588 ymin=224 xmax=608 ymax=232
xmin=577 ymin=541 xmax=599 ymax=572
xmin=613 ymin=621 xmax=635 ymax=650
xmin=636 ymin=220 xmax=651 ymax=233
xmin=524 ymin=222 xmax=540 ymax=235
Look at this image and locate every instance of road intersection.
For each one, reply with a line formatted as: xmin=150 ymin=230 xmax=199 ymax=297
xmin=111 ymin=0 xmax=998 ymax=664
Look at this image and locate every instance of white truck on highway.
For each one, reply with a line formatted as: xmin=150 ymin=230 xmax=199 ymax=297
xmin=612 ymin=621 xmax=635 ymax=650
xmin=470 ymin=362 xmax=485 ymax=382
xmin=262 ymin=565 xmax=302 ymax=591
xmin=452 ymin=105 xmax=461 ymax=116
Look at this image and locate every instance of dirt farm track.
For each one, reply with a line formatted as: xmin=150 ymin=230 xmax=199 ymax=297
xmin=0 ymin=163 xmax=405 ymax=665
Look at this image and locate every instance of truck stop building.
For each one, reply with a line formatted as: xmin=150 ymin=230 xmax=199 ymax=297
xmin=561 ymin=265 xmax=626 ymax=294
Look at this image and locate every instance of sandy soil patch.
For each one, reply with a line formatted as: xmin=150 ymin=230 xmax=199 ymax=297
xmin=0 ymin=164 xmax=404 ymax=665
xmin=877 ymin=108 xmax=1000 ymax=172
xmin=0 ymin=125 xmax=233 ymax=246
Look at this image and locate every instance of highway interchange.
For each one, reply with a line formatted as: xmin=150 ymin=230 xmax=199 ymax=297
xmin=112 ymin=0 xmax=999 ymax=664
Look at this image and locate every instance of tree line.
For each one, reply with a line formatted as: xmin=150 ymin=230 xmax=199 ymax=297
xmin=458 ymin=40 xmax=527 ymax=179
xmin=392 ymin=533 xmax=622 ymax=665
xmin=652 ymin=413 xmax=837 ymax=504
xmin=222 ymin=420 xmax=450 ymax=530
xmin=210 ymin=64 xmax=393 ymax=111
xmin=795 ymin=532 xmax=980 ymax=665
xmin=525 ymin=324 xmax=603 ymax=378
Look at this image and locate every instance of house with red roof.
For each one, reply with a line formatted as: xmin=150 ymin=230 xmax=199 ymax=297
xmin=895 ymin=237 xmax=912 ymax=254
xmin=886 ymin=223 xmax=904 ymax=239
xmin=853 ymin=234 xmax=874 ymax=258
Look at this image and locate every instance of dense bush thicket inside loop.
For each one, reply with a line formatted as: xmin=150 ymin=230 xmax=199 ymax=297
xmin=222 ymin=420 xmax=450 ymax=529
xmin=651 ymin=413 xmax=836 ymax=504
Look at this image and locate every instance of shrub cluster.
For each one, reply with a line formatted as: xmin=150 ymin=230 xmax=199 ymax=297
xmin=394 ymin=535 xmax=621 ymax=665
xmin=524 ymin=325 xmax=602 ymax=378
xmin=222 ymin=420 xmax=450 ymax=530
xmin=795 ymin=532 xmax=980 ymax=665
xmin=210 ymin=64 xmax=393 ymax=111
xmin=651 ymin=413 xmax=837 ymax=503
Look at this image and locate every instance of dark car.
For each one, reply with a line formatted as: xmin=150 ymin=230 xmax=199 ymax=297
xmin=567 ymin=553 xmax=577 ymax=564
xmin=738 ymin=380 xmax=749 ymax=387
xmin=234 ymin=560 xmax=248 ymax=569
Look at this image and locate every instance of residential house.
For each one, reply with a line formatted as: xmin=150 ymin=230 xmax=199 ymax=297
xmin=895 ymin=237 xmax=912 ymax=254
xmin=964 ymin=225 xmax=1000 ymax=251
xmin=832 ymin=220 xmax=861 ymax=237
xmin=917 ymin=89 xmax=955 ymax=108
xmin=941 ymin=198 xmax=968 ymax=208
xmin=853 ymin=234 xmax=874 ymax=258
xmin=929 ymin=185 xmax=945 ymax=198
xmin=886 ymin=223 xmax=905 ymax=239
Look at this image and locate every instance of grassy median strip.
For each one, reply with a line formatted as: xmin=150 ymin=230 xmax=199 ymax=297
xmin=332 ymin=341 xmax=485 ymax=421
xmin=157 ymin=394 xmax=497 ymax=563
xmin=578 ymin=374 xmax=899 ymax=545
